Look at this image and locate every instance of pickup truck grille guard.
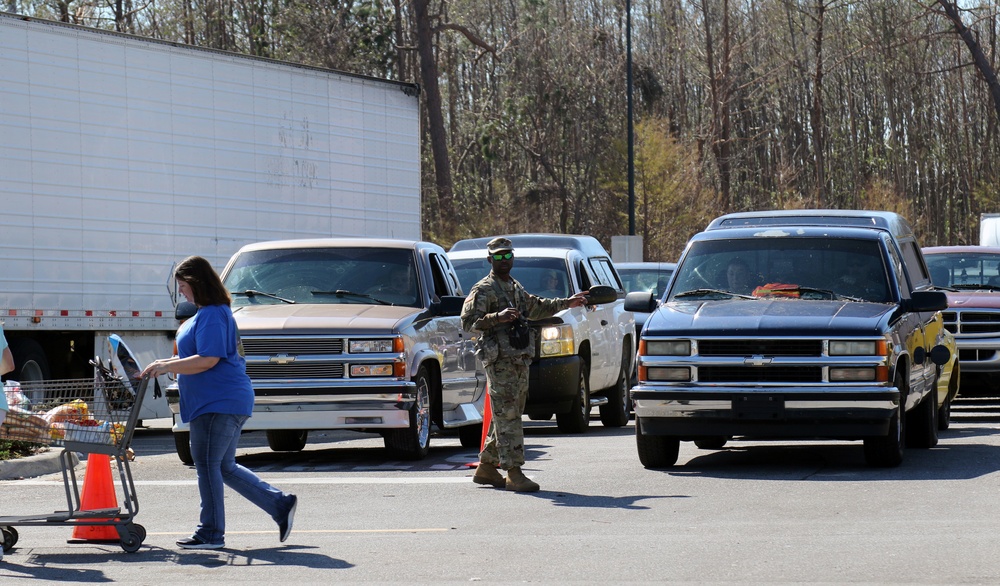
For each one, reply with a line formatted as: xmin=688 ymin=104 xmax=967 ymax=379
xmin=243 ymin=338 xmax=345 ymax=354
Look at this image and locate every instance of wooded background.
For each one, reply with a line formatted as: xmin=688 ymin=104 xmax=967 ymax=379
xmin=9 ymin=0 xmax=999 ymax=261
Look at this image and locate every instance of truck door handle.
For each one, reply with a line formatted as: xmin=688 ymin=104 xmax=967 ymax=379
xmin=601 ymin=320 xmax=608 ymax=326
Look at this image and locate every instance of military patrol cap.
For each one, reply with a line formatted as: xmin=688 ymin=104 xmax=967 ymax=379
xmin=486 ymin=237 xmax=514 ymax=254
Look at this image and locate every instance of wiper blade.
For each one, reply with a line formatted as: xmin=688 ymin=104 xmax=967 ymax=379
xmin=674 ymin=288 xmax=754 ymax=300
xmin=310 ymin=290 xmax=391 ymax=305
xmin=232 ymin=290 xmax=296 ymax=304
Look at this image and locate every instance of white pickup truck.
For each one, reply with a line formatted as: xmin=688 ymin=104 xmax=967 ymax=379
xmin=449 ymin=234 xmax=636 ymax=432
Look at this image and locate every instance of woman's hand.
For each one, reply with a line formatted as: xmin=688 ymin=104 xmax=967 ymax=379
xmin=141 ymin=359 xmax=173 ymax=378
xmin=142 ymin=355 xmax=220 ymax=378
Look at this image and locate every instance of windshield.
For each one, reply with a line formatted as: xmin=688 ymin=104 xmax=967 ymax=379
xmin=925 ymin=252 xmax=1000 ymax=289
xmin=618 ymin=267 xmax=674 ymax=299
xmin=451 ymin=257 xmax=572 ymax=298
xmin=223 ymin=247 xmax=421 ymax=307
xmin=668 ymin=237 xmax=891 ymax=303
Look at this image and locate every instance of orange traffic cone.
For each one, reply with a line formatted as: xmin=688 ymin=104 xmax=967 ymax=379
xmin=465 ymin=384 xmax=493 ymax=468
xmin=69 ymin=453 xmax=121 ymax=542
xmin=479 ymin=389 xmax=493 ymax=453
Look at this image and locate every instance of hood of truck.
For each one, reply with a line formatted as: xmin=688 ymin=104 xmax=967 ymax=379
xmin=232 ymin=303 xmax=421 ymax=335
xmin=644 ymin=298 xmax=894 ymax=337
xmin=944 ymin=291 xmax=1000 ymax=309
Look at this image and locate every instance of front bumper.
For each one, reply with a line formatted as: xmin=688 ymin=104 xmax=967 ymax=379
xmin=167 ymin=379 xmax=418 ymax=432
xmin=525 ymin=355 xmax=582 ymax=412
xmin=631 ymin=384 xmax=899 ymax=438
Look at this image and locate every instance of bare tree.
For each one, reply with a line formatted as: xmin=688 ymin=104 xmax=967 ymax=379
xmin=933 ymin=0 xmax=1000 ymax=121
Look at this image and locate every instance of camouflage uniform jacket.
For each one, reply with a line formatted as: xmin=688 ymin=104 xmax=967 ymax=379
xmin=461 ymin=272 xmax=573 ymax=366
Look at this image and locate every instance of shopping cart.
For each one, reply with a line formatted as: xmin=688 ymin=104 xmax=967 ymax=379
xmin=0 ymin=366 xmax=150 ymax=553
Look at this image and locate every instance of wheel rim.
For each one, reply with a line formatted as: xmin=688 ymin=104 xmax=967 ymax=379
xmin=415 ymin=375 xmax=430 ymax=448
xmin=618 ymin=368 xmax=630 ymax=417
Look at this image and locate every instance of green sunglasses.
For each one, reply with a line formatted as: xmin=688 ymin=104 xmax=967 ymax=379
xmin=491 ymin=252 xmax=514 ymax=261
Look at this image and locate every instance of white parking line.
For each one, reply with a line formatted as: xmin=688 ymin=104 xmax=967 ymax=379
xmin=3 ymin=476 xmax=473 ymax=487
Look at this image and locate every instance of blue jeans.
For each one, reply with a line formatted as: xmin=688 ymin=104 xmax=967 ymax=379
xmin=189 ymin=413 xmax=293 ymax=544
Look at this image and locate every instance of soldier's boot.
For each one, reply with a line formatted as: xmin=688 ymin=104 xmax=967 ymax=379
xmin=473 ymin=462 xmax=506 ymax=488
xmin=505 ymin=467 xmax=540 ymax=492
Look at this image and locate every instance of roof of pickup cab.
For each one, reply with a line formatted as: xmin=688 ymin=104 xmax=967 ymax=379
xmin=707 ymin=210 xmax=915 ymax=241
xmin=449 ymin=233 xmax=610 ymax=258
xmin=691 ymin=224 xmax=887 ymax=243
xmin=235 ymin=238 xmax=436 ymax=252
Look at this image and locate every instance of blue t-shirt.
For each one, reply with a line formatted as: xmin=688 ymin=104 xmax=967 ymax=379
xmin=176 ymin=304 xmax=254 ymax=422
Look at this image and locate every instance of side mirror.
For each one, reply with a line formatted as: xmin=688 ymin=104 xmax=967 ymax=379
xmin=585 ymin=285 xmax=618 ymax=305
xmin=175 ymin=301 xmax=197 ymax=321
xmin=624 ymin=291 xmax=656 ymax=313
xmin=907 ymin=291 xmax=948 ymax=312
xmin=929 ymin=344 xmax=952 ymax=366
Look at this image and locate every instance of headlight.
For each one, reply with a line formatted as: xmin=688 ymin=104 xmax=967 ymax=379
xmin=643 ymin=340 xmax=692 ymax=356
xmin=829 ymin=367 xmax=876 ymax=382
xmin=646 ymin=366 xmax=691 ymax=382
xmin=350 ymin=338 xmax=403 ymax=353
xmin=350 ymin=364 xmax=394 ymax=377
xmin=829 ymin=340 xmax=887 ymax=356
xmin=539 ymin=324 xmax=574 ymax=357
xmin=829 ymin=366 xmax=888 ymax=382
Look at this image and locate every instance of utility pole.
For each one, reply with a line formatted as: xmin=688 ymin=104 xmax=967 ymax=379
xmin=626 ymin=0 xmax=635 ymax=236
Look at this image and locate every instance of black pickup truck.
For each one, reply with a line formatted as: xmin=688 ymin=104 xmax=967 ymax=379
xmin=625 ymin=210 xmax=958 ymax=468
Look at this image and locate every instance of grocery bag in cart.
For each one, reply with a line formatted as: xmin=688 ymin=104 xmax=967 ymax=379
xmin=0 ymin=361 xmax=151 ymax=553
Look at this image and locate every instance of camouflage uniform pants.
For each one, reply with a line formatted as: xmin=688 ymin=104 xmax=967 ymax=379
xmin=479 ymin=357 xmax=529 ymax=470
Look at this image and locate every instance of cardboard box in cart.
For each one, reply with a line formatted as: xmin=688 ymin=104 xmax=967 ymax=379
xmin=0 ymin=12 xmax=421 ymax=419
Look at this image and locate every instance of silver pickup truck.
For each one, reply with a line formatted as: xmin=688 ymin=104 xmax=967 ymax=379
xmin=167 ymin=238 xmax=486 ymax=463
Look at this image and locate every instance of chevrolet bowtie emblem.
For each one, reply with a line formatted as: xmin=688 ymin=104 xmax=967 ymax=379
xmin=744 ymin=355 xmax=772 ymax=367
xmin=269 ymin=355 xmax=296 ymax=364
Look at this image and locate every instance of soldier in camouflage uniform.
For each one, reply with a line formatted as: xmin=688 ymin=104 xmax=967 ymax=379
xmin=461 ymin=237 xmax=587 ymax=492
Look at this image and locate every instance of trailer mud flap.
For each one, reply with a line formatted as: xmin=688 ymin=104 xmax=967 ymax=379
xmin=733 ymin=395 xmax=785 ymax=419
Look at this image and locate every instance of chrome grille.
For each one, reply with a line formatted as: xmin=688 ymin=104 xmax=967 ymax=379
xmin=697 ymin=340 xmax=822 ymax=357
xmin=241 ymin=338 xmax=344 ymax=355
xmin=943 ymin=310 xmax=1000 ymax=336
xmin=246 ymin=363 xmax=346 ymax=379
xmin=698 ymin=366 xmax=823 ymax=383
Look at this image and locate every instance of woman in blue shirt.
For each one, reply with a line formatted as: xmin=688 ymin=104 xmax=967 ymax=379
xmin=142 ymin=256 xmax=297 ymax=550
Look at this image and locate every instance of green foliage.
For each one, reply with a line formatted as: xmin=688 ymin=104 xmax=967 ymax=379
xmin=0 ymin=439 xmax=41 ymax=461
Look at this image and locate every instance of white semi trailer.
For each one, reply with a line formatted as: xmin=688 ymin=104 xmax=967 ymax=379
xmin=0 ymin=12 xmax=421 ymax=420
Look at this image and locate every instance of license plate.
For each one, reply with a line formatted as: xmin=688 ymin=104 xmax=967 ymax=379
xmin=733 ymin=395 xmax=785 ymax=419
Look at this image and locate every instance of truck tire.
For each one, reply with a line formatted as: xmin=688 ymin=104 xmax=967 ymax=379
xmin=9 ymin=338 xmax=49 ymax=383
xmin=939 ymin=366 xmax=958 ymax=431
xmin=457 ymin=422 xmax=483 ymax=448
xmin=267 ymin=430 xmax=308 ymax=452
xmin=694 ymin=437 xmax=728 ymax=450
xmin=556 ymin=361 xmax=590 ymax=433
xmin=599 ymin=348 xmax=631 ymax=427
xmin=906 ymin=387 xmax=938 ymax=449
xmin=384 ymin=366 xmax=431 ymax=460
xmin=635 ymin=417 xmax=680 ymax=468
xmin=173 ymin=431 xmax=193 ymax=465
xmin=864 ymin=374 xmax=905 ymax=467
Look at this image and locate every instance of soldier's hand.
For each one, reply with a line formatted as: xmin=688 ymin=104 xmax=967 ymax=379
xmin=498 ymin=308 xmax=520 ymax=322
xmin=567 ymin=292 xmax=587 ymax=308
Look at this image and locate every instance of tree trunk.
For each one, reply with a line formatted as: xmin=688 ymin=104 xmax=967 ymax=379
xmin=411 ymin=0 xmax=455 ymax=239
xmin=937 ymin=1 xmax=1000 ymax=122
xmin=811 ymin=0 xmax=826 ymax=207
